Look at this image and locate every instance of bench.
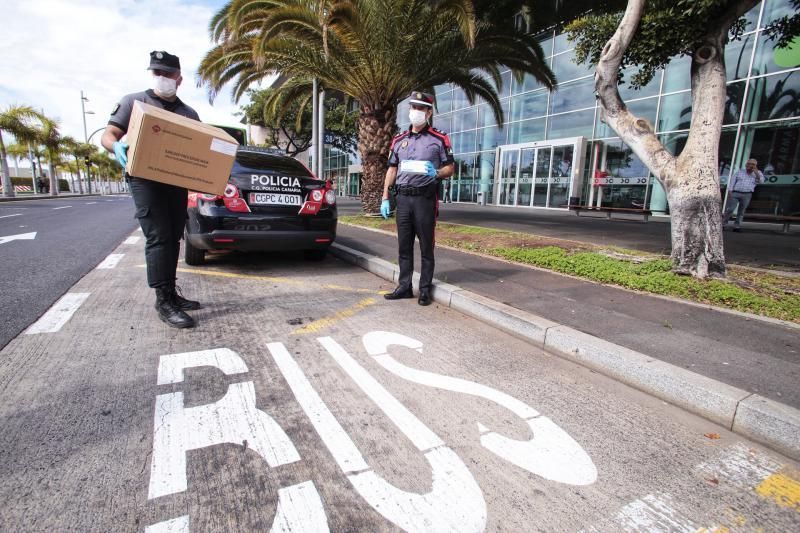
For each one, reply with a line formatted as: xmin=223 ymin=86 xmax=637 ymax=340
xmin=747 ymin=200 xmax=779 ymax=215
xmin=743 ymin=213 xmax=800 ymax=233
xmin=570 ymin=205 xmax=653 ymax=222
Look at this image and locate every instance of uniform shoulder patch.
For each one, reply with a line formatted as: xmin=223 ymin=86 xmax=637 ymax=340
xmin=111 ymin=103 xmax=120 ymax=116
xmin=431 ymin=126 xmax=448 ymax=135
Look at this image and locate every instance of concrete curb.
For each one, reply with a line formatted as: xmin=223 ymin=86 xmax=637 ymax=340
xmin=0 ymin=194 xmax=108 ymax=202
xmin=331 ymin=242 xmax=800 ymax=461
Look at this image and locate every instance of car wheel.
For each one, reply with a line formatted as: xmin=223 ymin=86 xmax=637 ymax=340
xmin=184 ymin=238 xmax=205 ymax=266
xmin=303 ymin=248 xmax=328 ymax=261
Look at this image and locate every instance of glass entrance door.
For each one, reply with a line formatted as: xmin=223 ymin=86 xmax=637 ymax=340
xmin=549 ymin=144 xmax=573 ymax=207
xmin=498 ymin=149 xmax=519 ymax=206
xmin=533 ymin=147 xmax=552 ymax=207
xmin=493 ymin=137 xmax=585 ymax=209
xmin=517 ymin=148 xmax=534 ymax=206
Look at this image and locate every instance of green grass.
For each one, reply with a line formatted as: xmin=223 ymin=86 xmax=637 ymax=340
xmin=489 ymin=247 xmax=799 ymax=322
xmin=340 ymin=217 xmax=800 ymax=322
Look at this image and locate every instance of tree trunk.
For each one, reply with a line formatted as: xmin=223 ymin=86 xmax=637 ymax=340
xmin=0 ymin=131 xmax=15 ymax=198
xmin=358 ymin=105 xmax=396 ymax=213
xmin=593 ymin=0 xmax=754 ymax=279
xmin=665 ymin=166 xmax=726 ymax=277
xmin=74 ymin=156 xmax=84 ymax=194
xmin=48 ymin=160 xmax=59 ymax=196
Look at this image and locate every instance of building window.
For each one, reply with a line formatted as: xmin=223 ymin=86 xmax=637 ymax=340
xmin=549 ymin=76 xmax=596 ymax=114
xmin=744 ymin=71 xmax=800 ymax=122
xmin=547 ymin=108 xmax=595 ymax=139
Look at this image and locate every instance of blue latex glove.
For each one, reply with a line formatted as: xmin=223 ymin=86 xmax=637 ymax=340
xmin=113 ymin=141 xmax=128 ymax=168
xmin=380 ymin=199 xmax=391 ymax=219
xmin=424 ymin=161 xmax=437 ymax=178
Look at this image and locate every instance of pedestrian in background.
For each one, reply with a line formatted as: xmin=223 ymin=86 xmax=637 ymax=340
xmin=381 ymin=91 xmax=454 ymax=306
xmin=442 ymin=178 xmax=451 ymax=203
xmin=101 ymin=50 xmax=202 ymax=328
xmin=723 ymin=158 xmax=765 ymax=232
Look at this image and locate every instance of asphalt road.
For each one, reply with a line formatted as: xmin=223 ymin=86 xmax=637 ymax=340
xmin=337 ymin=198 xmax=800 ymax=270
xmin=1 ymin=236 xmax=796 ymax=531
xmin=0 ymin=196 xmax=137 ymax=349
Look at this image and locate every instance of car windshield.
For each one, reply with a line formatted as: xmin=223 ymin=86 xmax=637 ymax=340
xmin=233 ymin=151 xmax=314 ymax=177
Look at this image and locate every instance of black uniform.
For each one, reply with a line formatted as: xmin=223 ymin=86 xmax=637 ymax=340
xmin=108 ymin=90 xmax=200 ymax=290
xmin=388 ymin=125 xmax=454 ymax=293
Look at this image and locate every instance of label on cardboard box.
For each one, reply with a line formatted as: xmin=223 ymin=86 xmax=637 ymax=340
xmin=125 ymin=101 xmax=238 ymax=196
xmin=210 ymin=138 xmax=238 ymax=156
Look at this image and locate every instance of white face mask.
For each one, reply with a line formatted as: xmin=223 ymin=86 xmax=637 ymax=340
xmin=409 ymin=109 xmax=428 ymax=127
xmin=153 ymin=75 xmax=178 ymax=98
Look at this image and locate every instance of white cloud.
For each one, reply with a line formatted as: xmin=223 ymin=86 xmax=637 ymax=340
xmin=0 ymin=0 xmax=259 ymax=154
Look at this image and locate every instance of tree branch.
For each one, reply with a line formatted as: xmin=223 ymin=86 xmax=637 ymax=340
xmin=595 ymin=0 xmax=676 ymax=181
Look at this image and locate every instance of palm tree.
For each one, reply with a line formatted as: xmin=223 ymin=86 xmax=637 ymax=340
xmin=5 ymin=142 xmax=30 ymax=188
xmin=62 ymin=136 xmax=95 ymax=194
xmin=37 ymin=117 xmax=63 ymax=196
xmin=199 ymin=0 xmax=555 ymax=212
xmin=0 ymin=105 xmax=44 ymax=198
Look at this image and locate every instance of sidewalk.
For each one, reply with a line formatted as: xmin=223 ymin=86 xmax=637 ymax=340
xmin=332 ymin=213 xmax=800 ymax=457
xmin=0 ymin=192 xmax=114 ymax=202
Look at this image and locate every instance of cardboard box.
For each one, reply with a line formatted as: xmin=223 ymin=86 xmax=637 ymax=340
xmin=125 ymin=101 xmax=238 ymax=195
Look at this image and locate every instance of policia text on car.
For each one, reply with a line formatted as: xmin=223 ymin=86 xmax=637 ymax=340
xmin=381 ymin=91 xmax=455 ymax=306
xmin=101 ymin=51 xmax=202 ymax=329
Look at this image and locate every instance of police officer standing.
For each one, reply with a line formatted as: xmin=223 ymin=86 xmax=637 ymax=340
xmin=381 ymin=91 xmax=454 ymax=306
xmin=101 ymin=51 xmax=202 ymax=328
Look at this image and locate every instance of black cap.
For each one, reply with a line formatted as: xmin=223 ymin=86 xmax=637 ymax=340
xmin=408 ymin=91 xmax=434 ymax=108
xmin=148 ymin=51 xmax=181 ymax=73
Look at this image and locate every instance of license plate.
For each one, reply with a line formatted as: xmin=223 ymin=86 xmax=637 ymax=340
xmin=248 ymin=193 xmax=302 ymax=206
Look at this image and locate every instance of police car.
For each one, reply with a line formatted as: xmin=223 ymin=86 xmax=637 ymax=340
xmin=184 ymin=146 xmax=337 ymax=265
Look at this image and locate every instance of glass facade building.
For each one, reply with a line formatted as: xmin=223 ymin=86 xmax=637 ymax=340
xmin=382 ymin=0 xmax=799 ymax=217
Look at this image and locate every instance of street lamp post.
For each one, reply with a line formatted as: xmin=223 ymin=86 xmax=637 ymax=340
xmin=81 ymin=90 xmax=95 ymax=194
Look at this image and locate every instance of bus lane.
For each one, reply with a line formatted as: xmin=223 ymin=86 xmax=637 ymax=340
xmin=0 ymin=239 xmax=797 ymax=532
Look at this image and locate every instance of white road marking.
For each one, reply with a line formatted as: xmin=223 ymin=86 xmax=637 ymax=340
xmin=0 ymin=213 xmax=22 ymax=219
xmin=270 ymin=481 xmax=330 ymax=533
xmin=145 ymin=515 xmax=189 ymax=533
xmin=267 ymin=342 xmax=369 ymax=473
xmin=695 ymin=442 xmax=781 ymax=489
xmin=270 ymin=339 xmax=487 ymax=532
xmin=0 ymin=231 xmax=36 ymax=245
xmin=52 ymin=205 xmax=72 ymax=210
xmin=157 ymin=348 xmax=249 ymax=385
xmin=86 ymin=202 xmax=98 ymax=204
xmin=124 ymin=236 xmax=140 ymax=244
xmin=149 ymin=381 xmax=300 ymax=499
xmin=362 ymin=331 xmax=598 ymax=486
xmin=613 ymin=494 xmax=698 ymax=532
xmin=25 ymin=292 xmax=90 ymax=334
xmin=96 ymin=253 xmax=125 ymax=270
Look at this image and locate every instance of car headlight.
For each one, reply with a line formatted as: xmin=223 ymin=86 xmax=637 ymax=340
xmin=324 ymin=189 xmax=336 ymax=205
xmin=311 ymin=189 xmax=324 ymax=202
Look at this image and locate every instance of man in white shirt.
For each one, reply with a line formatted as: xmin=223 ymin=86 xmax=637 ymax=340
xmin=722 ymin=158 xmax=765 ymax=232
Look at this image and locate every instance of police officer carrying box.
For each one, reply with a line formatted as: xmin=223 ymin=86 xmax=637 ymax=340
xmin=381 ymin=91 xmax=454 ymax=306
xmin=101 ymin=51 xmax=202 ymax=329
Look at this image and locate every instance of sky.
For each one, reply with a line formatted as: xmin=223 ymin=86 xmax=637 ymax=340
xmin=0 ymin=0 xmax=266 ymax=162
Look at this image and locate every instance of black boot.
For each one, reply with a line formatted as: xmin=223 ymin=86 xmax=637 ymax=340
xmin=155 ymin=289 xmax=196 ymax=328
xmin=418 ymin=289 xmax=432 ymax=306
xmin=170 ymin=285 xmax=202 ymax=310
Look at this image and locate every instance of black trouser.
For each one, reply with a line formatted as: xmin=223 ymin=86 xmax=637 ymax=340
xmin=395 ymin=190 xmax=437 ymax=292
xmin=128 ymin=176 xmax=187 ymax=289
